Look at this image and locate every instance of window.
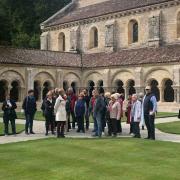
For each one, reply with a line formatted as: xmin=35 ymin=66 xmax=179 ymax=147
xmin=128 ymin=20 xmax=139 ymax=44
xmin=89 ymin=27 xmax=98 ymax=48
xmin=58 ymin=32 xmax=65 ymax=51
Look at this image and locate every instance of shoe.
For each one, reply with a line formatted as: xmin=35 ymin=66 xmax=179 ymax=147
xmin=25 ymin=132 xmax=29 ymax=135
xmin=45 ymin=132 xmax=48 ymax=136
xmin=144 ymin=137 xmax=150 ymax=139
xmin=61 ymin=134 xmax=65 ymax=138
xmin=52 ymin=132 xmax=55 ymax=135
xmin=76 ymin=130 xmax=80 ymax=133
xmin=30 ymin=131 xmax=35 ymax=134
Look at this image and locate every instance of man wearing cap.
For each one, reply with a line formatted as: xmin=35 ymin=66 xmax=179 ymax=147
xmin=142 ymin=86 xmax=157 ymax=140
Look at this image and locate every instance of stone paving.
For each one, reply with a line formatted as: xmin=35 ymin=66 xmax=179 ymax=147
xmin=0 ymin=117 xmax=180 ymax=144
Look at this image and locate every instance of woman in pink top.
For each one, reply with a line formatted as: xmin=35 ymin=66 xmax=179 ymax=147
xmin=108 ymin=94 xmax=121 ymax=137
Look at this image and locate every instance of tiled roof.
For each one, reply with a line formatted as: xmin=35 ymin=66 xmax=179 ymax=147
xmin=46 ymin=0 xmax=173 ymax=27
xmin=0 ymin=46 xmax=81 ymax=67
xmin=82 ymin=45 xmax=180 ymax=68
xmin=0 ymin=45 xmax=180 ymax=68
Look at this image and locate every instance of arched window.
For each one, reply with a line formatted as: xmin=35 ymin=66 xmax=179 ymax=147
xmin=34 ymin=81 xmax=41 ymax=101
xmin=10 ymin=81 xmax=20 ymax=102
xmin=0 ymin=80 xmax=8 ymax=102
xmin=127 ymin=80 xmax=136 ymax=96
xmin=63 ymin=81 xmax=69 ymax=93
xmin=42 ymin=81 xmax=51 ymax=100
xmin=115 ymin=80 xmax=125 ymax=94
xmin=88 ymin=80 xmax=95 ymax=97
xmin=128 ymin=20 xmax=139 ymax=44
xmin=58 ymin=32 xmax=65 ymax=51
xmin=164 ymin=79 xmax=174 ymax=102
xmin=89 ymin=27 xmax=98 ymax=48
xmin=71 ymin=82 xmax=77 ymax=94
xmin=150 ymin=80 xmax=160 ymax=102
xmin=177 ymin=12 xmax=180 ymax=38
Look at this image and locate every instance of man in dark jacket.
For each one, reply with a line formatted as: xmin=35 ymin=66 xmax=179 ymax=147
xmin=93 ymin=89 xmax=106 ymax=137
xmin=22 ymin=89 xmax=37 ymax=135
xmin=142 ymin=86 xmax=157 ymax=140
xmin=2 ymin=94 xmax=17 ymax=136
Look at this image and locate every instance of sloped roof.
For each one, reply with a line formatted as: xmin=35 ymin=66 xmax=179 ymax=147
xmin=0 ymin=44 xmax=180 ymax=68
xmin=45 ymin=0 xmax=173 ymax=27
xmin=0 ymin=47 xmax=81 ymax=68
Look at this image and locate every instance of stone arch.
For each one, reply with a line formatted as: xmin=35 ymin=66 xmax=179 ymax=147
xmin=63 ymin=72 xmax=81 ymax=88
xmin=34 ymin=71 xmax=55 ymax=87
xmin=144 ymin=68 xmax=172 ymax=85
xmin=112 ymin=70 xmax=134 ymax=87
xmin=84 ymin=71 xmax=103 ymax=87
xmin=89 ymin=26 xmax=98 ymax=49
xmin=128 ymin=19 xmax=139 ymax=44
xmin=10 ymin=81 xmax=21 ymax=102
xmin=87 ymin=80 xmax=95 ymax=97
xmin=58 ymin=32 xmax=66 ymax=51
xmin=34 ymin=80 xmax=41 ymax=101
xmin=114 ymin=79 xmax=125 ymax=94
xmin=42 ymin=81 xmax=53 ymax=100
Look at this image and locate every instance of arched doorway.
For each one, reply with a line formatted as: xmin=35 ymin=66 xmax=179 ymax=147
xmin=10 ymin=81 xmax=20 ymax=102
xmin=88 ymin=80 xmax=95 ymax=97
xmin=71 ymin=81 xmax=78 ymax=94
xmin=42 ymin=81 xmax=51 ymax=100
xmin=0 ymin=80 xmax=8 ymax=102
xmin=34 ymin=81 xmax=41 ymax=101
xmin=63 ymin=81 xmax=69 ymax=93
xmin=127 ymin=80 xmax=136 ymax=95
xmin=164 ymin=79 xmax=174 ymax=102
xmin=150 ymin=80 xmax=160 ymax=101
xmin=115 ymin=80 xmax=125 ymax=94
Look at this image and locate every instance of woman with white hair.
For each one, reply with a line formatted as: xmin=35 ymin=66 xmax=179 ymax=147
xmin=131 ymin=94 xmax=142 ymax=138
xmin=108 ymin=94 xmax=121 ymax=137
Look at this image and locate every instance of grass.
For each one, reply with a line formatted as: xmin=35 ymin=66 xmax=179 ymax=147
xmin=156 ymin=112 xmax=178 ymax=118
xmin=0 ymin=138 xmax=180 ymax=179
xmin=0 ymin=122 xmax=25 ymax=136
xmin=156 ymin=121 xmax=180 ymax=135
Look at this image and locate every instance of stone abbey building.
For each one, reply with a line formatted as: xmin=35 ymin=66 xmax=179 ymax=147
xmin=0 ymin=0 xmax=180 ymax=111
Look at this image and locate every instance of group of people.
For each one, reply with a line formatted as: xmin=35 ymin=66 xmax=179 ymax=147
xmin=1 ymin=85 xmax=157 ymax=140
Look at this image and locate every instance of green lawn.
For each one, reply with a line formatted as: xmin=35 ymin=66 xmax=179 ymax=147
xmin=0 ymin=138 xmax=180 ymax=180
xmin=0 ymin=122 xmax=25 ymax=136
xmin=156 ymin=121 xmax=180 ymax=135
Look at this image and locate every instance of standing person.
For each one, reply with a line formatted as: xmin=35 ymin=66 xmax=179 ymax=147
xmin=83 ymin=89 xmax=90 ymax=130
xmin=138 ymin=92 xmax=145 ymax=130
xmin=65 ymin=94 xmax=71 ymax=132
xmin=116 ymin=93 xmax=123 ymax=134
xmin=93 ymin=89 xmax=106 ymax=138
xmin=22 ymin=90 xmax=37 ymax=135
xmin=108 ymin=94 xmax=121 ymax=137
xmin=104 ymin=92 xmax=111 ymax=136
xmin=142 ymin=86 xmax=157 ymax=140
xmin=67 ymin=88 xmax=77 ymax=129
xmin=131 ymin=94 xmax=142 ymax=138
xmin=74 ymin=92 xmax=86 ymax=133
xmin=89 ymin=90 xmax=97 ymax=133
xmin=2 ymin=94 xmax=17 ymax=136
xmin=125 ymin=95 xmax=133 ymax=134
xmin=54 ymin=89 xmax=67 ymax=138
xmin=43 ymin=91 xmax=55 ymax=136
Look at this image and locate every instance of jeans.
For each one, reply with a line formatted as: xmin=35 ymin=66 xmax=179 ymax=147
xmin=109 ymin=118 xmax=117 ymax=136
xmin=144 ymin=114 xmax=155 ymax=140
xmin=66 ymin=112 xmax=72 ymax=130
xmin=45 ymin=114 xmax=55 ymax=134
xmin=25 ymin=114 xmax=35 ymax=133
xmin=117 ymin=119 xmax=122 ymax=133
xmin=57 ymin=121 xmax=66 ymax=137
xmin=85 ymin=111 xmax=89 ymax=130
xmin=77 ymin=116 xmax=85 ymax=132
xmin=4 ymin=117 xmax=16 ymax=135
xmin=95 ymin=113 xmax=102 ymax=137
xmin=70 ymin=111 xmax=76 ymax=128
xmin=133 ymin=122 xmax=141 ymax=138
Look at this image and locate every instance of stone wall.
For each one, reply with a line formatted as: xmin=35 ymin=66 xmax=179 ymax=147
xmin=44 ymin=4 xmax=180 ymax=53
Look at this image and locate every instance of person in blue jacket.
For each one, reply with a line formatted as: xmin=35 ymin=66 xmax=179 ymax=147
xmin=74 ymin=92 xmax=86 ymax=133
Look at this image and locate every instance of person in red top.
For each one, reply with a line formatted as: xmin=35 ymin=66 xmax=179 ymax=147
xmin=67 ymin=88 xmax=77 ymax=129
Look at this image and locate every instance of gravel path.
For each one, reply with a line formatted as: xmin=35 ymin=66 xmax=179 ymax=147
xmin=0 ymin=117 xmax=180 ymax=144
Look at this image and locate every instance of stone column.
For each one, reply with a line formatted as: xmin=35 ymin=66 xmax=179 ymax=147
xmin=173 ymin=66 xmax=180 ymax=103
xmin=26 ymin=68 xmax=34 ymax=93
xmin=159 ymin=86 xmax=163 ymax=102
xmin=173 ymin=86 xmax=180 ymax=103
xmin=56 ymin=70 xmax=64 ymax=88
xmin=20 ymin=87 xmax=25 ymax=102
xmin=134 ymin=67 xmax=144 ymax=95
